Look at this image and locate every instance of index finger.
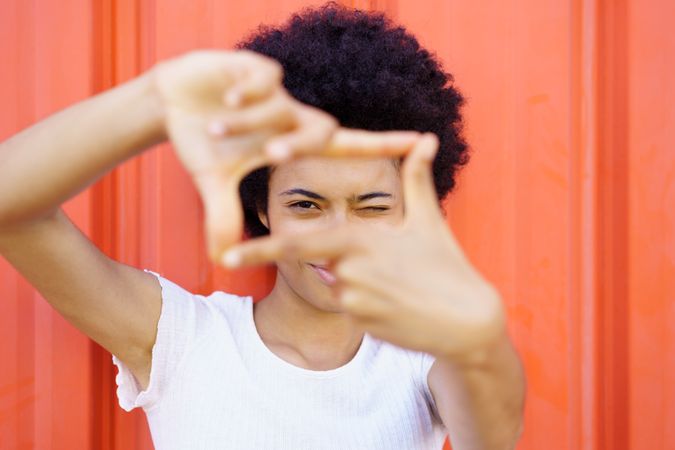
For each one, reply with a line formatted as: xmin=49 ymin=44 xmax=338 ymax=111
xmin=325 ymin=129 xmax=420 ymax=157
xmin=265 ymin=127 xmax=421 ymax=162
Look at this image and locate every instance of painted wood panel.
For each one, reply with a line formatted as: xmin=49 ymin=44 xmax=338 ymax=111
xmin=0 ymin=1 xmax=672 ymax=449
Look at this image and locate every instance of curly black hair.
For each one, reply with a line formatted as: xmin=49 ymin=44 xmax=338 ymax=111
xmin=237 ymin=2 xmax=468 ymax=237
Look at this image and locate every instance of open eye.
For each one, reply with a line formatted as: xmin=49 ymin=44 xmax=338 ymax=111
xmin=289 ymin=200 xmax=319 ymax=210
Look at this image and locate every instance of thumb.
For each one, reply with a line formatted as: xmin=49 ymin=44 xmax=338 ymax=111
xmin=193 ymin=173 xmax=244 ymax=261
xmin=401 ymin=133 xmax=443 ymax=225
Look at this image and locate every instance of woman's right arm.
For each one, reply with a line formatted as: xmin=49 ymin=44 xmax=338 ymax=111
xmin=0 ymin=71 xmax=165 ymax=226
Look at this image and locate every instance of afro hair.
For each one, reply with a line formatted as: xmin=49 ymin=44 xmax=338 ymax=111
xmin=237 ymin=2 xmax=469 ymax=237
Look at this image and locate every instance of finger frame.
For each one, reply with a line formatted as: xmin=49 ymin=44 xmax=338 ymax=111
xmin=201 ymin=123 xmax=442 ymax=265
xmin=220 ymin=132 xmax=445 ymax=267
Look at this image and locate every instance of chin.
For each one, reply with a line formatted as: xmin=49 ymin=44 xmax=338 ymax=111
xmin=296 ymin=278 xmax=343 ymax=313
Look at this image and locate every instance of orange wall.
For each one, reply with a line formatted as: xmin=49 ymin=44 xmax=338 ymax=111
xmin=0 ymin=1 xmax=673 ymax=449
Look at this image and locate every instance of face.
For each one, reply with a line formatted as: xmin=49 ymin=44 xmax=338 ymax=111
xmin=262 ymin=156 xmax=404 ymax=312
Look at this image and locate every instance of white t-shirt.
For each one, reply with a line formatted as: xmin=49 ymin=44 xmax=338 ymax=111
xmin=112 ymin=270 xmax=448 ymax=449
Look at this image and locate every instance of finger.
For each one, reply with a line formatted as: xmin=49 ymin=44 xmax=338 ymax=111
xmin=324 ymin=129 xmax=420 ymax=158
xmin=401 ymin=133 xmax=443 ymax=224
xmin=221 ymin=227 xmax=358 ymax=268
xmin=208 ymin=91 xmax=295 ymax=137
xmin=264 ymin=104 xmax=338 ymax=162
xmin=193 ymin=173 xmax=244 ymax=261
xmin=265 ymin=124 xmax=420 ymax=163
xmin=225 ymin=53 xmax=283 ymax=107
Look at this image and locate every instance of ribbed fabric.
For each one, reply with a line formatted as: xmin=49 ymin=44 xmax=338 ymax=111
xmin=112 ymin=270 xmax=448 ymax=450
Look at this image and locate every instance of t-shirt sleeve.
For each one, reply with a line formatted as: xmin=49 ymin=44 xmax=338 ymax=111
xmin=112 ymin=269 xmax=211 ymax=412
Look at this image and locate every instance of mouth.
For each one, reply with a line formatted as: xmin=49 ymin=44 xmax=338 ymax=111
xmin=307 ymin=263 xmax=337 ymax=286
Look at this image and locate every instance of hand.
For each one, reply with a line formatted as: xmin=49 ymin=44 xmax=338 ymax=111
xmin=223 ymin=134 xmax=507 ymax=361
xmin=151 ymin=50 xmax=420 ymax=260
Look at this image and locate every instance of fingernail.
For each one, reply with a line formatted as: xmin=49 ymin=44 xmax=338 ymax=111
xmin=225 ymin=90 xmax=242 ymax=107
xmin=208 ymin=121 xmax=227 ymax=136
xmin=222 ymin=250 xmax=241 ymax=268
xmin=266 ymin=142 xmax=290 ymax=161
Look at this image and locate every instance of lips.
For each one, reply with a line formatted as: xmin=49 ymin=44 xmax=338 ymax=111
xmin=308 ymin=263 xmax=337 ymax=285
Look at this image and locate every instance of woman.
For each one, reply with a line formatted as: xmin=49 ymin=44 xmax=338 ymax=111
xmin=0 ymin=3 xmax=524 ymax=449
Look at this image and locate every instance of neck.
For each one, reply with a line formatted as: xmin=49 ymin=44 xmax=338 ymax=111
xmin=253 ymin=270 xmax=364 ymax=370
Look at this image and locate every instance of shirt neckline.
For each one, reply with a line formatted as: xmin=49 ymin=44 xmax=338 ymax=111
xmin=244 ymin=297 xmax=373 ymax=379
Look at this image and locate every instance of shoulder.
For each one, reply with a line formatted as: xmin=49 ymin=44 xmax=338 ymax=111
xmin=138 ymin=270 xmax=253 ymax=350
xmin=112 ymin=270 xmax=253 ymax=412
xmin=368 ymin=336 xmax=437 ymax=383
xmin=146 ymin=269 xmax=250 ymax=307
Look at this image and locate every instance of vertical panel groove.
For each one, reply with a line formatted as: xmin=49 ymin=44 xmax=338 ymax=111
xmin=571 ymin=1 xmax=631 ymax=449
xmin=597 ymin=0 xmax=630 ymax=448
xmin=570 ymin=0 xmax=602 ymax=447
xmin=90 ymin=0 xmax=119 ymax=449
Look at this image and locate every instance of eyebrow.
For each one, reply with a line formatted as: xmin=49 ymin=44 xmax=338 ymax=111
xmin=356 ymin=192 xmax=392 ymax=202
xmin=279 ymin=188 xmax=392 ymax=202
xmin=279 ymin=188 xmax=326 ymax=200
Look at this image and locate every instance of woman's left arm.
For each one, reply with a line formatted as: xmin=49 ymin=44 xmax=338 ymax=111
xmin=428 ymin=329 xmax=524 ymax=450
xmin=226 ymin=133 xmax=525 ymax=450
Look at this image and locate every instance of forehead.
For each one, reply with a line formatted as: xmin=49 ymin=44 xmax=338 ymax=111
xmin=269 ymin=156 xmax=401 ymax=195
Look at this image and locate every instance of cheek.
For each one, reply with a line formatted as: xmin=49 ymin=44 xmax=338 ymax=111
xmin=276 ymin=259 xmax=301 ymax=277
xmin=276 ymin=259 xmax=320 ymax=299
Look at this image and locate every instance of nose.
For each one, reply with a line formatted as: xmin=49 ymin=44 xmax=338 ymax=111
xmin=326 ymin=210 xmax=349 ymax=228
xmin=326 ymin=208 xmax=365 ymax=228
